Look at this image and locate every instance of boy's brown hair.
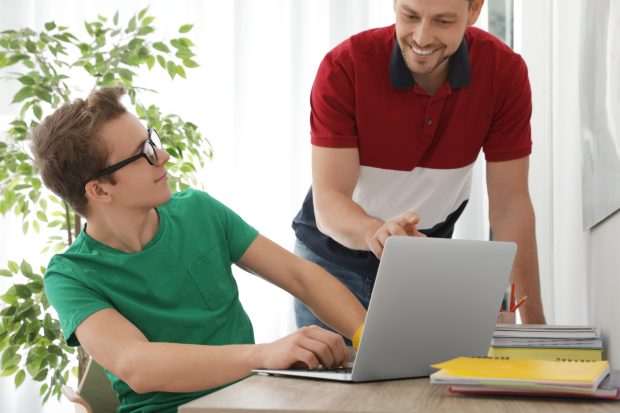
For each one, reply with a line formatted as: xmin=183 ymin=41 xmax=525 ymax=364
xmin=30 ymin=87 xmax=128 ymax=217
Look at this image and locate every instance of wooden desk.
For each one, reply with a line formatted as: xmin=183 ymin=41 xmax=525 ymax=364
xmin=179 ymin=374 xmax=620 ymax=413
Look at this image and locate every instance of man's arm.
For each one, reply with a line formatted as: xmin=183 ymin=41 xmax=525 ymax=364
xmin=236 ymin=235 xmax=367 ymax=338
xmin=312 ymin=146 xmax=424 ymax=258
xmin=487 ymin=156 xmax=546 ymax=324
xmin=76 ymin=308 xmax=349 ymax=394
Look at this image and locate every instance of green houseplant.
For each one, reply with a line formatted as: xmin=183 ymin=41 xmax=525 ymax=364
xmin=0 ymin=8 xmax=212 ymax=402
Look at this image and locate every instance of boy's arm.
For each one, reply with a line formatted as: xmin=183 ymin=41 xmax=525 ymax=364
xmin=236 ymin=235 xmax=367 ymax=339
xmin=76 ymin=308 xmax=348 ymax=394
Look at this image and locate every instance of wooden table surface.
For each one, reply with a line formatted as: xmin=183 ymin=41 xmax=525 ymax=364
xmin=179 ymin=373 xmax=620 ymax=413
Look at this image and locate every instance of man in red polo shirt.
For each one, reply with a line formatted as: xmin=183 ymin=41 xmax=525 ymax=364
xmin=292 ymin=0 xmax=546 ymax=330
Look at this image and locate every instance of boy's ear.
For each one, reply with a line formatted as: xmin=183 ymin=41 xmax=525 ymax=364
xmin=84 ymin=179 xmax=112 ymax=206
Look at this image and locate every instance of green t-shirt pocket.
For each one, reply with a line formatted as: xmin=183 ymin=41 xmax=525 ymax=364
xmin=187 ymin=247 xmax=236 ymax=311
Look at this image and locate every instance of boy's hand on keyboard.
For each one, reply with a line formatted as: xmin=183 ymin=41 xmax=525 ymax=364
xmin=255 ymin=325 xmax=348 ymax=370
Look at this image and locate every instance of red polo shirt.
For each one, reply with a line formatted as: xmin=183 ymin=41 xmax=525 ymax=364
xmin=310 ymin=25 xmax=532 ymax=168
xmin=293 ymin=25 xmax=532 ymax=277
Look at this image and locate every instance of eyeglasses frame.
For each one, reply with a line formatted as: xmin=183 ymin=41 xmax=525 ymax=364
xmin=94 ymin=128 xmax=161 ymax=178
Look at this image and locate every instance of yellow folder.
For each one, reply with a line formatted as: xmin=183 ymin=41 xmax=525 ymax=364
xmin=432 ymin=357 xmax=609 ymax=383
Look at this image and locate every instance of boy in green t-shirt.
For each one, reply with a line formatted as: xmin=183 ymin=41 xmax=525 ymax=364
xmin=30 ymin=87 xmax=367 ymax=413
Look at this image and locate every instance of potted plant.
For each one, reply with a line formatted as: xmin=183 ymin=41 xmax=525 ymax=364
xmin=0 ymin=7 xmax=211 ymax=402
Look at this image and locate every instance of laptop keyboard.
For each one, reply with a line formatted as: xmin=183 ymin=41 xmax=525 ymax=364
xmin=299 ymin=363 xmax=353 ymax=373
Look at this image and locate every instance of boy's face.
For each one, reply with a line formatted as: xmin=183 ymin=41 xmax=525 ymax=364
xmin=97 ymin=112 xmax=172 ymax=210
xmin=393 ymin=0 xmax=482 ymax=79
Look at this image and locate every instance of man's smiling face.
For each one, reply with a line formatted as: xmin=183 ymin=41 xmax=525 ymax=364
xmin=394 ymin=0 xmax=482 ymax=81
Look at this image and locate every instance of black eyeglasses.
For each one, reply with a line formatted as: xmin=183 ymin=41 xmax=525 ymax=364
xmin=94 ymin=129 xmax=162 ymax=177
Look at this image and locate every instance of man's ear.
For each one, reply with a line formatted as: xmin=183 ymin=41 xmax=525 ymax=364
xmin=466 ymin=0 xmax=485 ymax=26
xmin=84 ymin=179 xmax=113 ymax=206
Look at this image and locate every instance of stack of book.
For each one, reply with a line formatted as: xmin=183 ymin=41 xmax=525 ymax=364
xmin=489 ymin=324 xmax=603 ymax=362
xmin=430 ymin=357 xmax=619 ymax=399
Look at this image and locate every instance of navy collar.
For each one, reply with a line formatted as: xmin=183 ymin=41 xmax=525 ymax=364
xmin=389 ymin=37 xmax=471 ymax=90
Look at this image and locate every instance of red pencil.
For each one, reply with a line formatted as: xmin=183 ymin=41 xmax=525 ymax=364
xmin=509 ymin=282 xmax=515 ymax=311
xmin=512 ymin=296 xmax=528 ymax=312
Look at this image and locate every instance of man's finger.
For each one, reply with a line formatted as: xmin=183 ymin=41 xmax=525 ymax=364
xmin=385 ymin=221 xmax=408 ymax=236
xmin=369 ymin=236 xmax=384 ymax=258
xmin=400 ymin=211 xmax=420 ymax=226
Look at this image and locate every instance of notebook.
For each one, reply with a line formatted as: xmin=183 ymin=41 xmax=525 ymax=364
xmin=253 ymin=236 xmax=516 ymax=382
xmin=431 ymin=357 xmax=612 ymax=396
xmin=447 ymin=370 xmax=620 ymax=400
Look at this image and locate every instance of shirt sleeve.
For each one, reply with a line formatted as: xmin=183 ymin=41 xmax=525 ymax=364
xmin=310 ymin=47 xmax=359 ymax=148
xmin=191 ymin=191 xmax=259 ymax=263
xmin=44 ymin=256 xmax=113 ymax=346
xmin=483 ymin=55 xmax=533 ymax=162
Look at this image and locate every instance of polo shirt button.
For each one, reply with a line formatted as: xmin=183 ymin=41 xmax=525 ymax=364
xmin=426 ymin=119 xmax=433 ymax=126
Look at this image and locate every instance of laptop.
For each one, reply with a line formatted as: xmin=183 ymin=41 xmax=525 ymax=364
xmin=253 ymin=236 xmax=516 ymax=382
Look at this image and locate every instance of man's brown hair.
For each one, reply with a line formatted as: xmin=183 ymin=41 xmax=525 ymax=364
xmin=30 ymin=87 xmax=128 ymax=217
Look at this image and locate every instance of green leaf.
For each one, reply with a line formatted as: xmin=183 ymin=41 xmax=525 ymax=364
xmin=145 ymin=55 xmax=155 ymax=70
xmin=182 ymin=58 xmax=199 ymax=68
xmin=127 ymin=38 xmax=143 ymax=50
xmin=166 ymin=61 xmax=176 ymax=79
xmin=1 ymin=346 xmax=19 ymax=369
xmin=152 ymin=42 xmax=169 ymax=53
xmin=118 ymin=68 xmax=134 ymax=81
xmin=18 ymin=75 xmax=35 ymax=85
xmin=179 ymin=24 xmax=193 ymax=33
xmin=179 ymin=37 xmax=194 ymax=47
xmin=169 ymin=38 xmax=183 ymax=50
xmin=25 ymin=280 xmax=43 ymax=292
xmin=142 ymin=16 xmax=155 ymax=26
xmin=25 ymin=40 xmax=37 ymax=53
xmin=20 ymin=260 xmax=34 ymax=277
xmin=14 ymin=284 xmax=31 ymax=299
xmin=176 ymin=65 xmax=186 ymax=79
xmin=156 ymin=55 xmax=166 ymax=69
xmin=33 ymin=104 xmax=42 ymax=120
xmin=14 ymin=369 xmax=26 ymax=388
xmin=138 ymin=7 xmax=148 ymax=20
xmin=8 ymin=261 xmax=19 ymax=274
xmin=113 ymin=11 xmax=119 ymax=26
xmin=175 ymin=49 xmax=194 ymax=59
xmin=0 ymin=306 xmax=16 ymax=316
xmin=102 ymin=72 xmax=114 ymax=85
xmin=0 ymin=270 xmax=12 ymax=277
xmin=127 ymin=16 xmax=136 ymax=33
xmin=35 ymin=89 xmax=52 ymax=103
xmin=33 ymin=368 xmax=48 ymax=381
xmin=1 ymin=365 xmax=19 ymax=377
xmin=44 ymin=21 xmax=56 ymax=31
xmin=12 ymin=86 xmax=33 ymax=103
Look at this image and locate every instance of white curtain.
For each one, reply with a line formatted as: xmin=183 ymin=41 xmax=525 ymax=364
xmin=0 ymin=1 xmax=488 ymax=411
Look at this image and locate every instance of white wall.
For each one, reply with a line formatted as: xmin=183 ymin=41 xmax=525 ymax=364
xmin=551 ymin=0 xmax=620 ymax=364
xmin=590 ymin=212 xmax=620 ymax=364
xmin=520 ymin=0 xmax=620 ymax=364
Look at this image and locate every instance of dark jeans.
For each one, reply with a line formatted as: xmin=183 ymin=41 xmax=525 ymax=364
xmin=293 ymin=239 xmax=374 ymax=346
